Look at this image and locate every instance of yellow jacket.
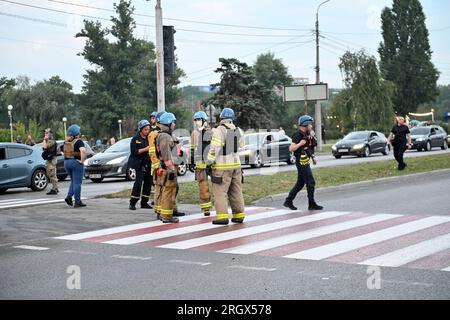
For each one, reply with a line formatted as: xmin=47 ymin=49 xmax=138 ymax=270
xmin=207 ymin=120 xmax=244 ymax=170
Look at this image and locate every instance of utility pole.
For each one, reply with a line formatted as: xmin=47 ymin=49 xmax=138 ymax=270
xmin=315 ymin=0 xmax=330 ymax=151
xmin=155 ymin=0 xmax=165 ymax=112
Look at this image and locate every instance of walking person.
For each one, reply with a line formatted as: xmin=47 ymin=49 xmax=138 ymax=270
xmin=206 ymin=108 xmax=245 ymax=225
xmin=42 ymin=128 xmax=58 ymax=195
xmin=284 ymin=115 xmax=323 ymax=211
xmin=128 ymin=120 xmax=153 ymax=211
xmin=63 ymin=124 xmax=87 ymax=208
xmin=25 ymin=135 xmax=36 ymax=147
xmin=387 ymin=116 xmax=412 ymax=170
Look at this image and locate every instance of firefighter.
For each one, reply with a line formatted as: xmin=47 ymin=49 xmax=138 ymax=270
xmin=190 ymin=111 xmax=213 ymax=216
xmin=149 ymin=111 xmax=165 ymax=217
xmin=206 ymin=108 xmax=245 ymax=225
xmin=155 ymin=112 xmax=182 ymax=223
xmin=128 ymin=120 xmax=153 ymax=211
xmin=150 ymin=111 xmax=159 ymax=131
xmin=284 ymin=115 xmax=323 ymax=211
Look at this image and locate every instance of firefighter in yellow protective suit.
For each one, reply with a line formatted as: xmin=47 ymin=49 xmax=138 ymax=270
xmin=190 ymin=111 xmax=213 ymax=216
xmin=155 ymin=112 xmax=183 ymax=224
xmin=149 ymin=111 xmax=164 ymax=217
xmin=206 ymin=108 xmax=245 ymax=225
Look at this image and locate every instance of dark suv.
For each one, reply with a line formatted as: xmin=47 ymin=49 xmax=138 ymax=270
xmin=410 ymin=126 xmax=448 ymax=152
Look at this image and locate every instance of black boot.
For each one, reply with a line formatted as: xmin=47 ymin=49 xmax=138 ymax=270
xmin=283 ymin=200 xmax=298 ymax=211
xmin=173 ymin=210 xmax=185 ymax=217
xmin=47 ymin=189 xmax=58 ymax=195
xmin=65 ymin=197 xmax=73 ymax=207
xmin=141 ymin=202 xmax=153 ymax=209
xmin=231 ymin=218 xmax=244 ymax=224
xmin=74 ymin=201 xmax=87 ymax=208
xmin=160 ymin=216 xmax=179 ymax=224
xmin=308 ymin=202 xmax=323 ymax=211
xmin=212 ymin=219 xmax=229 ymax=225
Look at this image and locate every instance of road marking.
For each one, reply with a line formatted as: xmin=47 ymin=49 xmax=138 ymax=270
xmin=159 ymin=211 xmax=351 ymax=250
xmin=442 ymin=266 xmax=450 ymax=272
xmin=359 ymin=234 xmax=450 ymax=267
xmin=111 ymin=254 xmax=152 ymax=261
xmin=284 ymin=216 xmax=450 ymax=260
xmin=381 ymin=279 xmax=434 ymax=287
xmin=220 ymin=214 xmax=401 ymax=255
xmin=13 ymin=245 xmax=50 ymax=251
xmin=62 ymin=250 xmax=98 ymax=255
xmin=228 ymin=265 xmax=276 ymax=272
xmin=105 ymin=209 xmax=295 ymax=245
xmin=0 ymin=197 xmax=88 ymax=209
xmin=169 ymin=259 xmax=211 ymax=266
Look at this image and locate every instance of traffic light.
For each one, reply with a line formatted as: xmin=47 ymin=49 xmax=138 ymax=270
xmin=163 ymin=25 xmax=176 ymax=78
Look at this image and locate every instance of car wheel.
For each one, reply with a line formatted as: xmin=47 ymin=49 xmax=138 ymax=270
xmin=250 ymin=153 xmax=262 ymax=168
xmin=57 ymin=174 xmax=68 ymax=182
xmin=441 ymin=140 xmax=448 ymax=150
xmin=31 ymin=169 xmax=48 ymax=191
xmin=382 ymin=144 xmax=390 ymax=156
xmin=0 ymin=188 xmax=7 ymax=194
xmin=177 ymin=163 xmax=187 ymax=176
xmin=287 ymin=153 xmax=296 ymax=165
xmin=126 ymin=168 xmax=136 ymax=181
xmin=425 ymin=141 xmax=431 ymax=152
xmin=363 ymin=146 xmax=371 ymax=158
xmin=91 ymin=178 xmax=104 ymax=183
xmin=334 ymin=155 xmax=342 ymax=159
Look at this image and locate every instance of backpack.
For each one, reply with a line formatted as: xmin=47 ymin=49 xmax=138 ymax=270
xmin=63 ymin=138 xmax=81 ymax=159
xmin=221 ymin=124 xmax=241 ymax=156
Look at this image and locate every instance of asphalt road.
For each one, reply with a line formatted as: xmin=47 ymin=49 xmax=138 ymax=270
xmin=0 ymin=171 xmax=449 ymax=300
xmin=1 ymin=148 xmax=449 ymax=205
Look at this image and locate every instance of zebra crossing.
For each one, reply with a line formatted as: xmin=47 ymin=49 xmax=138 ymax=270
xmin=0 ymin=197 xmax=66 ymax=209
xmin=55 ymin=207 xmax=450 ymax=272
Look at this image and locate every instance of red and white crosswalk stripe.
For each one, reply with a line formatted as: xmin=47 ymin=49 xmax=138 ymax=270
xmin=55 ymin=207 xmax=450 ymax=272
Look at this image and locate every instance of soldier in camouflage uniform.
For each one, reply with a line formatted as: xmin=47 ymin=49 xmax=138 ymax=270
xmin=43 ymin=128 xmax=59 ymax=195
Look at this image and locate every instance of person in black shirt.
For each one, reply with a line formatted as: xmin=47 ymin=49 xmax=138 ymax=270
xmin=284 ymin=115 xmax=323 ymax=211
xmin=387 ymin=116 xmax=412 ymax=170
xmin=128 ymin=120 xmax=153 ymax=211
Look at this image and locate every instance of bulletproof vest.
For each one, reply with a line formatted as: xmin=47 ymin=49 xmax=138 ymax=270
xmin=47 ymin=140 xmax=57 ymax=158
xmin=63 ymin=138 xmax=81 ymax=159
xmin=221 ymin=124 xmax=241 ymax=156
xmin=196 ymin=130 xmax=212 ymax=160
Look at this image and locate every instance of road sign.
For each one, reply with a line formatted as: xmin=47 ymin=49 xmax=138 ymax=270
xmin=283 ymin=83 xmax=328 ymax=102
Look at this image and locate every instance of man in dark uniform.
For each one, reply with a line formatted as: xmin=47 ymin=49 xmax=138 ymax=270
xmin=387 ymin=116 xmax=412 ymax=170
xmin=284 ymin=115 xmax=323 ymax=211
xmin=128 ymin=120 xmax=153 ymax=211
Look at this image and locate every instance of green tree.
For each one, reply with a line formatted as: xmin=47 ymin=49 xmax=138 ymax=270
xmin=203 ymin=58 xmax=270 ymax=130
xmin=331 ymin=50 xmax=395 ymax=134
xmin=379 ymin=0 xmax=439 ymax=116
xmin=77 ymin=0 xmax=183 ymax=138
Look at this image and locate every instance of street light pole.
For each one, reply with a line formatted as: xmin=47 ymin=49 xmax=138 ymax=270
xmin=7 ymin=105 xmax=13 ymax=143
xmin=315 ymin=0 xmax=331 ymax=151
xmin=62 ymin=117 xmax=67 ymax=140
xmin=118 ymin=120 xmax=122 ymax=140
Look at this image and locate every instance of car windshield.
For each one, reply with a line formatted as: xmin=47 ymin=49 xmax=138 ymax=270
xmin=104 ymin=138 xmax=131 ymax=153
xmin=343 ymin=132 xmax=368 ymax=140
xmin=244 ymin=134 xmax=262 ymax=146
xmin=411 ymin=128 xmax=430 ymax=135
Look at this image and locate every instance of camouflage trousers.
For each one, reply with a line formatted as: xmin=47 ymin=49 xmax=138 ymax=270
xmin=46 ymin=158 xmax=58 ymax=191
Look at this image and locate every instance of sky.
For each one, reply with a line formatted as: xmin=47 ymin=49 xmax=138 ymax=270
xmin=0 ymin=0 xmax=449 ymax=93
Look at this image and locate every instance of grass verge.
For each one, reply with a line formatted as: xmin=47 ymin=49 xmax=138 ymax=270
xmin=103 ymin=153 xmax=450 ymax=205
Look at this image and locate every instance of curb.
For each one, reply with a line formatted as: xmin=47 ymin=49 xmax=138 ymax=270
xmin=253 ymin=168 xmax=450 ymax=205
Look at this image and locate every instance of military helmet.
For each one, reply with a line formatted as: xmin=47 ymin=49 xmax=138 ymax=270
xmin=298 ymin=115 xmax=314 ymax=127
xmin=67 ymin=124 xmax=81 ymax=137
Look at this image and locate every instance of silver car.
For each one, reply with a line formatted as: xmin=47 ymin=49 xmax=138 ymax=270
xmin=0 ymin=143 xmax=48 ymax=194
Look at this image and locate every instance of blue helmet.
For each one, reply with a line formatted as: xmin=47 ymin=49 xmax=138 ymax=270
xmin=220 ymin=108 xmax=235 ymax=120
xmin=159 ymin=112 xmax=177 ymax=125
xmin=138 ymin=119 xmax=151 ymax=131
xmin=193 ymin=111 xmax=208 ymax=121
xmin=156 ymin=111 xmax=166 ymax=123
xmin=150 ymin=111 xmax=158 ymax=118
xmin=67 ymin=124 xmax=81 ymax=137
xmin=298 ymin=115 xmax=314 ymax=127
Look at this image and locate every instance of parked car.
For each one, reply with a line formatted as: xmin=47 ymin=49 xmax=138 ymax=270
xmin=447 ymin=134 xmax=450 ymax=147
xmin=332 ymin=131 xmax=390 ymax=159
xmin=239 ymin=132 xmax=296 ymax=168
xmin=174 ymin=137 xmax=190 ymax=176
xmin=84 ymin=138 xmax=135 ymax=183
xmin=84 ymin=136 xmax=188 ymax=183
xmin=0 ymin=143 xmax=48 ymax=193
xmin=410 ymin=126 xmax=448 ymax=151
xmin=34 ymin=140 xmax=95 ymax=181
